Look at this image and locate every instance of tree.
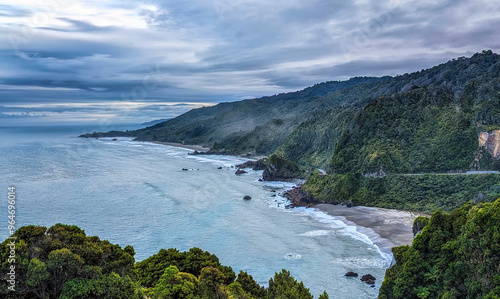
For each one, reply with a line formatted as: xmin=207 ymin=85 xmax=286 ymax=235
xmin=267 ymin=269 xmax=313 ymax=299
xmin=59 ymin=272 xmax=142 ymax=299
xmin=318 ymin=291 xmax=330 ymax=299
xmin=152 ymin=266 xmax=200 ymax=299
xmin=26 ymin=258 xmax=50 ymax=298
xmin=236 ymin=270 xmax=266 ymax=298
xmin=199 ymin=266 xmax=226 ymax=299
xmin=46 ymin=248 xmax=84 ymax=297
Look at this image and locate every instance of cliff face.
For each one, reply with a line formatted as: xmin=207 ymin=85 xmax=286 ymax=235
xmin=479 ymin=130 xmax=500 ymax=159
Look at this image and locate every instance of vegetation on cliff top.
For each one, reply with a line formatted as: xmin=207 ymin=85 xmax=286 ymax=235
xmin=0 ymin=224 xmax=326 ymax=299
xmin=301 ymin=173 xmax=500 ymax=213
xmin=379 ymin=197 xmax=500 ymax=298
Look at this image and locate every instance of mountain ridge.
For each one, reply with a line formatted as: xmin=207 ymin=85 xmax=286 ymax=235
xmin=83 ymin=50 xmax=500 ymax=174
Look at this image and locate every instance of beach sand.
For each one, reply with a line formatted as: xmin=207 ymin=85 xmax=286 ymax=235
xmin=315 ymin=204 xmax=426 ymax=256
xmin=150 ymin=141 xmax=210 ymax=152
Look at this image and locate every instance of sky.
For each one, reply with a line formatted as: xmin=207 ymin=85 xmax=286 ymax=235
xmin=1 ymin=0 xmax=499 ymax=126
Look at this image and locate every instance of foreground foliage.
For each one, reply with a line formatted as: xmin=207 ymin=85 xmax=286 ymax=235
xmin=0 ymin=224 xmax=324 ymax=298
xmin=379 ymin=197 xmax=500 ymax=298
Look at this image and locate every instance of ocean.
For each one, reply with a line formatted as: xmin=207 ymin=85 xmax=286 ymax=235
xmin=0 ymin=125 xmax=391 ymax=298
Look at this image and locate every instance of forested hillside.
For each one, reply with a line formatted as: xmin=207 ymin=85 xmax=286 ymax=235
xmin=379 ymin=197 xmax=500 ymax=298
xmin=84 ymin=51 xmax=500 ymax=174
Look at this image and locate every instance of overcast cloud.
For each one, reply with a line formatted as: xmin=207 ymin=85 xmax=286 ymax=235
xmin=0 ymin=0 xmax=499 ymax=124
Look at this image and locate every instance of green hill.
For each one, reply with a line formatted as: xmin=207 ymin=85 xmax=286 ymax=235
xmin=84 ymin=51 xmax=500 ymax=174
xmin=379 ymin=197 xmax=500 ymax=298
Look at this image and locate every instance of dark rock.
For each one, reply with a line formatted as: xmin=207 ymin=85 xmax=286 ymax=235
xmin=271 ymin=194 xmax=276 ymax=197
xmin=235 ymin=169 xmax=248 ymax=175
xmin=283 ymin=186 xmax=316 ymax=207
xmin=262 ymin=155 xmax=302 ymax=181
xmin=346 ymin=200 xmax=353 ymax=208
xmin=360 ymin=274 xmax=376 ymax=283
xmin=188 ymin=150 xmax=205 ymax=155
xmin=345 ymin=271 xmax=358 ymax=277
xmin=332 ymin=201 xmax=341 ymax=205
xmin=235 ymin=159 xmax=267 ymax=170
xmin=258 ymin=178 xmax=263 ymax=182
xmin=217 ymin=166 xmax=223 ymax=169
xmin=243 ymin=195 xmax=252 ymax=200
xmin=366 ymin=279 xmax=375 ymax=285
xmin=112 ymin=138 xmax=118 ymax=141
xmin=182 ymin=168 xmax=188 ymax=171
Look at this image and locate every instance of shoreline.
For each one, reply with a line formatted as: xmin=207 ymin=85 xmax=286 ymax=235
xmin=314 ymin=204 xmax=425 ymax=257
xmin=135 ymin=139 xmax=420 ymax=261
xmin=149 ymin=141 xmax=211 ymax=152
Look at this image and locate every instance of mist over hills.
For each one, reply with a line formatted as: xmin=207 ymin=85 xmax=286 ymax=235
xmin=85 ymin=51 xmax=500 ymax=174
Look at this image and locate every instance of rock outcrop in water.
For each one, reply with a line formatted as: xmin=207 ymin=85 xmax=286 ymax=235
xmin=283 ymin=186 xmax=316 ymax=207
xmin=235 ymin=169 xmax=248 ymax=175
xmin=235 ymin=160 xmax=267 ymax=170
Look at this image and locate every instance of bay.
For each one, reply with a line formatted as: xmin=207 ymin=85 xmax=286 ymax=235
xmin=0 ymin=125 xmax=390 ymax=298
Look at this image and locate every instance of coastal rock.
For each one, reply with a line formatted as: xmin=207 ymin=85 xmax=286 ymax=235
xmin=235 ymin=159 xmax=267 ymax=170
xmin=182 ymin=168 xmax=189 ymax=171
xmin=235 ymin=169 xmax=248 ymax=175
xmin=217 ymin=166 xmax=223 ymax=169
xmin=188 ymin=150 xmax=206 ymax=155
xmin=112 ymin=138 xmax=118 ymax=141
xmin=262 ymin=155 xmax=302 ymax=181
xmin=345 ymin=271 xmax=358 ymax=277
xmin=361 ymin=274 xmax=376 ymax=284
xmin=283 ymin=186 xmax=316 ymax=207
xmin=346 ymin=200 xmax=353 ymax=208
xmin=243 ymin=195 xmax=252 ymax=200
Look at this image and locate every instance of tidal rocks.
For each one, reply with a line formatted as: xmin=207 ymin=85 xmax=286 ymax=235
xmin=243 ymin=195 xmax=252 ymax=200
xmin=182 ymin=168 xmax=189 ymax=171
xmin=283 ymin=186 xmax=316 ymax=207
xmin=361 ymin=274 xmax=376 ymax=285
xmin=235 ymin=159 xmax=267 ymax=170
xmin=188 ymin=150 xmax=207 ymax=155
xmin=345 ymin=271 xmax=358 ymax=277
xmin=346 ymin=200 xmax=353 ymax=208
xmin=235 ymin=169 xmax=248 ymax=175
xmin=217 ymin=166 xmax=223 ymax=169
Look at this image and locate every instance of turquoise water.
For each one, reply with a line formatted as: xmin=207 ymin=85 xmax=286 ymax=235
xmin=0 ymin=125 xmax=390 ymax=298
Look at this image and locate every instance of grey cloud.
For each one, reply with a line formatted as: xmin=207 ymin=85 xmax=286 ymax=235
xmin=0 ymin=0 xmax=499 ymax=124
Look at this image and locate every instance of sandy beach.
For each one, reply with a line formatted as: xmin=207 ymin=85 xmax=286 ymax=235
xmin=315 ymin=204 xmax=426 ymax=255
xmin=151 ymin=141 xmax=211 ymax=152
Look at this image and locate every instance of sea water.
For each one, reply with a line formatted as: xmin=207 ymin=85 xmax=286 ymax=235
xmin=0 ymin=125 xmax=390 ymax=298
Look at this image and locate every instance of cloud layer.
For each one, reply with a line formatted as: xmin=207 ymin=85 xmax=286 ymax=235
xmin=1 ymin=0 xmax=499 ymax=124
